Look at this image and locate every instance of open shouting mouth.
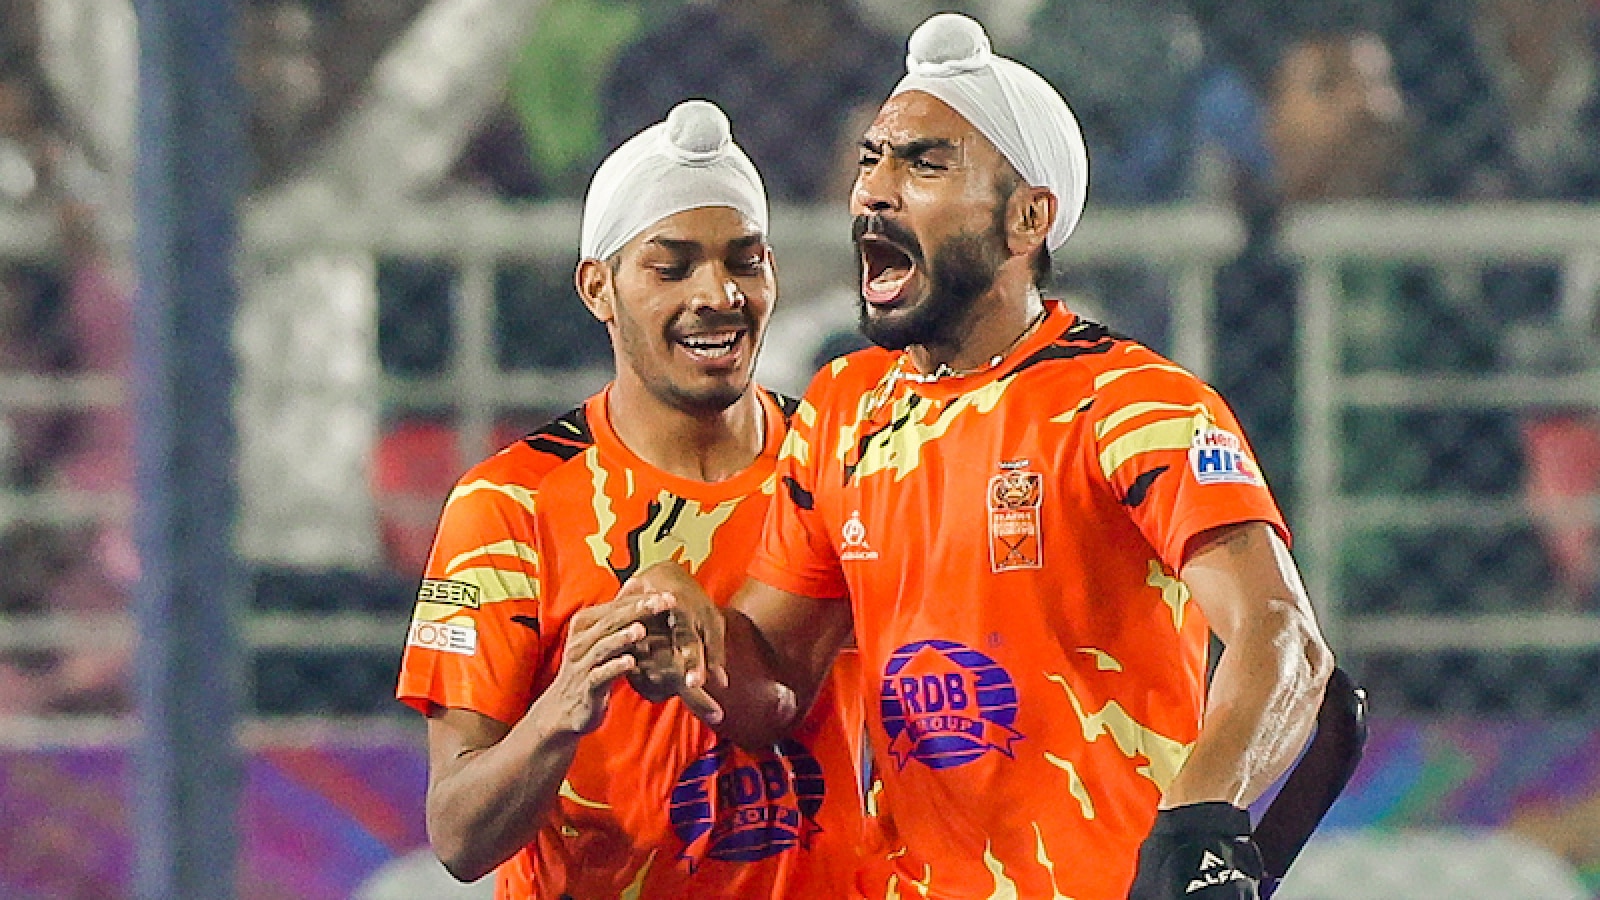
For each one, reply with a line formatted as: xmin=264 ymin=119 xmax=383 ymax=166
xmin=859 ymin=233 xmax=919 ymax=307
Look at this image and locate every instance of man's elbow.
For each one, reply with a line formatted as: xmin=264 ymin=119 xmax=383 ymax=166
xmin=1264 ymin=598 xmax=1334 ymax=699
xmin=432 ymin=841 xmax=496 ymax=885
xmin=427 ymin=812 xmax=499 ymax=883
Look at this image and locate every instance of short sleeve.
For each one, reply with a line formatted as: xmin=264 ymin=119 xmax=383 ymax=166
xmin=396 ymin=470 xmax=551 ymax=725
xmin=1088 ymin=365 xmax=1289 ymax=570
xmin=750 ymin=385 xmax=849 ymax=600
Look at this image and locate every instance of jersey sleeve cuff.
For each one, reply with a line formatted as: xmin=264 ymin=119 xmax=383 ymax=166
xmin=1165 ymin=508 xmax=1291 ymax=571
xmin=748 ymin=555 xmax=848 ymax=602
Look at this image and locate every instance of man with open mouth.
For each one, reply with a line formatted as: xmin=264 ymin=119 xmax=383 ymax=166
xmin=626 ymin=12 xmax=1339 ymax=900
xmin=396 ymin=99 xmax=865 ymax=900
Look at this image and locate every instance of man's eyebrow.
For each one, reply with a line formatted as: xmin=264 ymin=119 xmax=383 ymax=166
xmin=860 ymin=137 xmax=959 ymax=159
xmin=727 ymin=234 xmax=766 ymax=252
xmin=644 ymin=237 xmax=701 ymax=254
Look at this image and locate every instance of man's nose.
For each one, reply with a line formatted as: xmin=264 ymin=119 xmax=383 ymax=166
xmin=693 ymin=272 xmax=746 ymax=311
xmin=852 ymin=161 xmax=900 ymax=214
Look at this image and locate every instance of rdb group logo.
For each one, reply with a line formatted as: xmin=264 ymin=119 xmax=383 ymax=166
xmin=879 ymin=639 xmax=1023 ymax=770
xmin=668 ymin=739 xmax=825 ymax=869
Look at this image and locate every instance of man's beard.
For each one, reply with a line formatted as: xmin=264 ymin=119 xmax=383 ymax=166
xmin=853 ymin=211 xmax=1010 ymax=351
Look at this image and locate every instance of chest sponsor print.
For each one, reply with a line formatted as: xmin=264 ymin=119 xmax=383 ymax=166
xmin=667 ymin=739 xmax=825 ymax=870
xmin=879 ymin=640 xmax=1023 ymax=770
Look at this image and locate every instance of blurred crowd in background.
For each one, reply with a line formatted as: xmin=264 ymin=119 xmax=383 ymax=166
xmin=2 ymin=0 xmax=1600 ymax=719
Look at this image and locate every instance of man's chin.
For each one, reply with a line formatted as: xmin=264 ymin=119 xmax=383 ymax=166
xmin=859 ymin=300 xmax=930 ymax=351
xmin=658 ymin=375 xmax=750 ymax=415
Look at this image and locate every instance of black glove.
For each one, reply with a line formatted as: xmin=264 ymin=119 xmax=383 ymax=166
xmin=1128 ymin=802 xmax=1263 ymax=899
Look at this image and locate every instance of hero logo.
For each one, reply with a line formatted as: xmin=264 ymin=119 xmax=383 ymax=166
xmin=668 ymin=740 xmax=825 ymax=870
xmin=879 ymin=640 xmax=1023 ymax=770
xmin=406 ymin=620 xmax=477 ymax=656
xmin=1189 ymin=426 xmax=1262 ymax=487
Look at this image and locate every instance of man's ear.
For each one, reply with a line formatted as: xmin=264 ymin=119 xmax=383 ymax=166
xmin=1007 ymin=186 xmax=1056 ymax=258
xmin=575 ymin=257 xmax=616 ymax=324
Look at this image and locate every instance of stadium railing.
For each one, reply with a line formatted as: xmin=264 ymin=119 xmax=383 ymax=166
xmin=1 ymin=199 xmax=1597 ymax=733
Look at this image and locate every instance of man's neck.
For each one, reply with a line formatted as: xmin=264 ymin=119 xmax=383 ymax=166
xmin=906 ymin=279 xmax=1046 ymax=378
xmin=605 ymin=378 xmax=766 ymax=484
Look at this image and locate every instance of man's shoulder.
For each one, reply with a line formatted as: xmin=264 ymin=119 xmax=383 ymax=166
xmin=802 ymin=346 xmax=900 ymax=402
xmin=1018 ymin=314 xmax=1206 ymax=396
xmin=455 ymin=404 xmax=597 ymax=497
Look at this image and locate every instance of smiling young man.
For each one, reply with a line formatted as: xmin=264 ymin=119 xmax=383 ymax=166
xmin=395 ymin=100 xmax=864 ymax=899
xmin=628 ymin=15 xmax=1335 ymax=900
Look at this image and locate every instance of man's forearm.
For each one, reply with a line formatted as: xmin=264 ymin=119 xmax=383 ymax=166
xmin=426 ymin=704 xmax=580 ymax=881
xmin=706 ymin=608 xmax=807 ymax=749
xmin=1161 ymin=599 xmax=1332 ymax=809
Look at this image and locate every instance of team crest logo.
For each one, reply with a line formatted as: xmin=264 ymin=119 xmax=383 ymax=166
xmin=987 ymin=468 xmax=1044 ymax=572
xmin=879 ymin=640 xmax=1023 ymax=770
xmin=840 ymin=510 xmax=879 ymax=561
xmin=668 ymin=739 xmax=825 ymax=870
xmin=1189 ymin=426 xmax=1262 ymax=486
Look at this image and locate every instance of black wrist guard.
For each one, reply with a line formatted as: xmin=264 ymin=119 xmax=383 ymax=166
xmin=1128 ymin=802 xmax=1263 ymax=899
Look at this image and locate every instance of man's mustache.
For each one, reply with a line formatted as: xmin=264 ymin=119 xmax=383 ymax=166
xmin=852 ymin=213 xmax=924 ymax=265
xmin=671 ymin=308 xmax=755 ymax=336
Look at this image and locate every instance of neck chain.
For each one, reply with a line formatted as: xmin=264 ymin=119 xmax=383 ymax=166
xmin=898 ymin=297 xmax=1049 ymax=384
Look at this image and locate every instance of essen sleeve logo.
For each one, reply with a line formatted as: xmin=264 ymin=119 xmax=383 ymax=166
xmin=417 ymin=579 xmax=481 ymax=608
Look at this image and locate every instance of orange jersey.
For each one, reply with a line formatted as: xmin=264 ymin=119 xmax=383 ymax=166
xmin=397 ymin=387 xmax=864 ymax=900
xmin=750 ymin=302 xmax=1288 ymax=900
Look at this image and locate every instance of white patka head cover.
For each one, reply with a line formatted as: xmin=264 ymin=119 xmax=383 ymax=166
xmin=891 ymin=13 xmax=1090 ymax=252
xmin=581 ymin=99 xmax=768 ymax=261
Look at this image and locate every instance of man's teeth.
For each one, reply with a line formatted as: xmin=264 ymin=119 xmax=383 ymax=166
xmin=680 ymin=332 xmax=741 ymax=358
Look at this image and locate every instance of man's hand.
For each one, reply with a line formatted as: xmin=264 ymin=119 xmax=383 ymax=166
xmin=1129 ymin=803 xmax=1263 ymax=899
xmin=544 ymin=592 xmax=671 ymax=737
xmin=618 ymin=562 xmax=727 ymax=725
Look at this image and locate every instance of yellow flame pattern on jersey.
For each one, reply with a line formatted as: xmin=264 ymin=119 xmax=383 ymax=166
xmin=618 ymin=849 xmax=658 ymax=900
xmin=632 ymin=491 xmax=739 ymax=576
xmin=1146 ymin=561 xmax=1192 ymax=631
xmin=445 ymin=479 xmax=537 ymax=516
xmin=779 ymin=423 xmax=811 ymax=468
xmin=445 ymin=539 xmax=540 ymax=577
xmin=839 ymin=376 xmax=1014 ymax=482
xmin=1098 ymin=410 xmax=1210 ymax=481
xmin=883 ymin=860 xmax=933 ymax=900
xmin=1043 ymin=752 xmax=1095 ymax=819
xmin=778 ymin=397 xmax=818 ymax=467
xmin=584 ymin=448 xmax=620 ymax=571
xmin=1093 ymin=401 xmax=1212 ymax=441
xmin=582 ymin=445 xmax=740 ymax=577
xmin=1076 ymin=648 xmax=1124 ymax=672
xmin=559 ymin=778 xmax=610 ymax=809
xmin=1045 ymin=673 xmax=1194 ymax=792
xmin=438 ymin=567 xmax=538 ymax=604
xmin=982 ymin=840 xmax=1020 ymax=900
xmin=1048 ymin=396 xmax=1096 ymax=425
xmin=408 ymin=603 xmax=478 ymax=625
xmin=1031 ymin=822 xmax=1076 ymax=899
xmin=1092 ymin=362 xmax=1191 ymax=392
